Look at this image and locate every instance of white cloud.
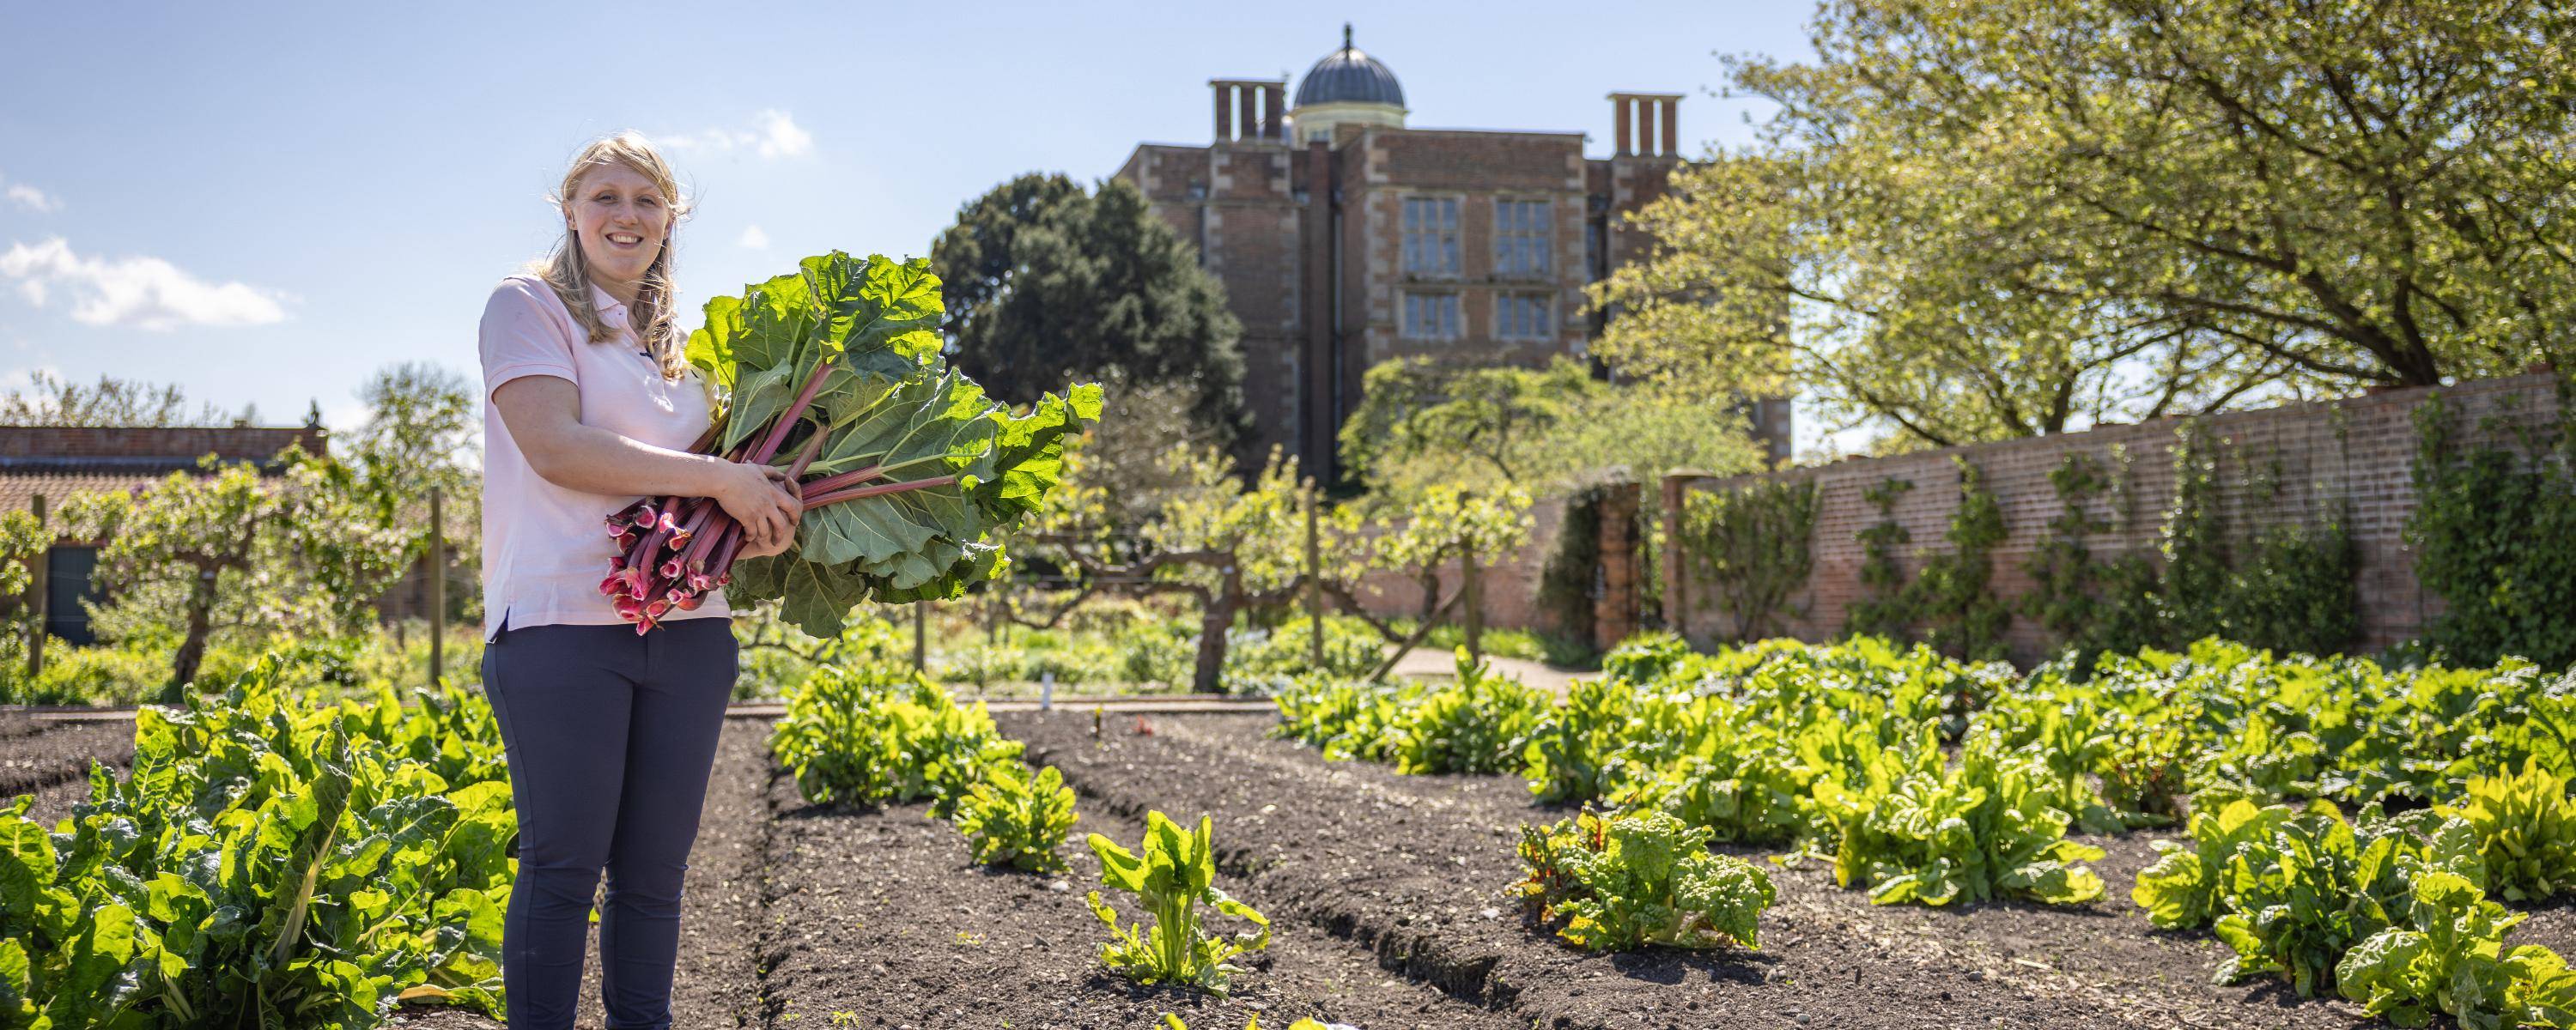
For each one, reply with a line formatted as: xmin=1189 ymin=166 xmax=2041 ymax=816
xmin=659 ymin=110 xmax=813 ymax=160
xmin=737 ymin=224 xmax=770 ymax=250
xmin=4 ymin=183 xmax=59 ymax=213
xmin=0 ymin=237 xmax=289 ymax=330
xmin=752 ymin=110 xmax=812 ymax=158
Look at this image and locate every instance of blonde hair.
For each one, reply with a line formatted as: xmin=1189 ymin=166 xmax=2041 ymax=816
xmin=534 ymin=132 xmax=690 ymax=379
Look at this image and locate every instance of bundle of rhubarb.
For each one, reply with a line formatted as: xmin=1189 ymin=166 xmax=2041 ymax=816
xmin=599 ymin=251 xmax=1100 ymax=637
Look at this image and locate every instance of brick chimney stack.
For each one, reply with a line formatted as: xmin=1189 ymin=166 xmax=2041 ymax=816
xmin=1212 ymin=78 xmax=1288 ymax=144
xmin=1608 ymin=92 xmax=1683 ymax=157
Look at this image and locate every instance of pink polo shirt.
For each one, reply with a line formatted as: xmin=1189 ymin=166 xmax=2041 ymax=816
xmin=477 ymin=273 xmax=732 ymax=641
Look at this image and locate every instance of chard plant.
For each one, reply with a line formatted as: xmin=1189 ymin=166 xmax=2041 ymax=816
xmin=0 ymin=651 xmax=514 ymax=1026
xmin=601 ymin=251 xmax=1100 ymax=636
xmin=951 ymin=762 xmax=1079 ymax=873
xmin=1084 ymin=811 xmax=1270 ymax=996
xmin=1825 ymin=741 xmax=2107 ymax=907
xmin=2206 ymin=811 xmax=2419 ymax=997
xmin=1269 ymin=676 xmax=1418 ymax=764
xmin=2450 ymin=760 xmax=2576 ymax=904
xmin=2336 ymin=869 xmax=2576 ymax=1029
xmin=2132 ymin=797 xmax=2312 ymax=930
xmin=1385 ymin=649 xmax=1546 ymax=776
xmin=1510 ymin=809 xmax=1775 ymax=952
xmin=769 ymin=661 xmax=1022 ymax=812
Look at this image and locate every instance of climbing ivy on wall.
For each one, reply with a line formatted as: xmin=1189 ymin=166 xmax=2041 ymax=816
xmin=2154 ymin=421 xmax=2359 ymax=657
xmin=2019 ymin=451 xmax=2165 ymax=669
xmin=2020 ymin=453 xmax=2108 ymax=645
xmin=1905 ymin=457 xmax=2010 ymax=661
xmin=1538 ymin=483 xmax=1610 ymax=649
xmin=1678 ymin=479 xmax=1819 ymax=641
xmin=2407 ymin=391 xmax=2576 ymax=669
xmin=1845 ymin=477 xmax=1915 ymax=641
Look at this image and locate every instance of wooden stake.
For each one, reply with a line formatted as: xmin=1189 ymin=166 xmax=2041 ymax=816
xmin=1303 ymin=478 xmax=1322 ymax=670
xmin=428 ymin=486 xmax=445 ymax=688
xmin=1462 ymin=541 xmax=1483 ymax=662
xmin=27 ymin=494 xmax=46 ymax=680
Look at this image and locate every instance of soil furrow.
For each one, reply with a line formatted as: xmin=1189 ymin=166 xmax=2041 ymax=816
xmin=0 ymin=720 xmax=136 ymax=797
xmin=1005 ymin=709 xmax=2372 ymax=1030
xmin=756 ymin=748 xmax=1525 ymax=1029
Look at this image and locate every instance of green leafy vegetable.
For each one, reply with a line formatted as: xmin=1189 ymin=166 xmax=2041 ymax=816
xmin=1084 ymin=811 xmax=1270 ymax=996
xmin=2207 ymin=811 xmax=2415 ymax=997
xmin=1511 ymin=809 xmax=1775 ymax=952
xmin=951 ymin=763 xmax=1080 ymax=873
xmin=2451 ymin=760 xmax=2576 ymax=904
xmin=768 ymin=661 xmax=1023 ymax=812
xmin=1826 ymin=742 xmax=2106 ymax=907
xmin=2336 ymin=869 xmax=2576 ymax=1029
xmin=1385 ymin=649 xmax=1546 ymax=775
xmin=2133 ymin=797 xmax=2310 ymax=930
xmin=0 ymin=651 xmax=514 ymax=1026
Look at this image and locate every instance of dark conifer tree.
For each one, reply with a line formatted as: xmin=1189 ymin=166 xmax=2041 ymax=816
xmin=933 ymin=173 xmax=1249 ymax=447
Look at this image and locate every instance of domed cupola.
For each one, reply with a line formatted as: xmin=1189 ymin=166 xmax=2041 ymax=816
xmin=1290 ymin=24 xmax=1407 ymax=145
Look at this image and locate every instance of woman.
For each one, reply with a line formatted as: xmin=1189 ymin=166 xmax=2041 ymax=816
xmin=477 ymin=132 xmax=802 ymax=1029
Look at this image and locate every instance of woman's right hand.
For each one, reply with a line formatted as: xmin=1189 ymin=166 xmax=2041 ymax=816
xmin=714 ymin=459 xmax=803 ymax=555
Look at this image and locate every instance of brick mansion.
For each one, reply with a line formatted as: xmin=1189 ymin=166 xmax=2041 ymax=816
xmin=1113 ymin=25 xmax=1794 ymax=483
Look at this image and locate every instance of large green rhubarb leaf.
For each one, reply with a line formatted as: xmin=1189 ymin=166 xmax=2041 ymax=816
xmin=692 ymin=251 xmax=1103 ymax=638
xmin=975 ymin=382 xmax=1103 ymax=523
xmin=807 ymin=370 xmax=998 ymax=480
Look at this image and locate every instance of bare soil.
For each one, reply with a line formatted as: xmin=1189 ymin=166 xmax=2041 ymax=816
xmin=0 ymin=718 xmax=133 ymax=797
xmin=756 ymin=752 xmax=1527 ymax=1029
xmin=1001 ymin=710 xmax=2379 ymax=1030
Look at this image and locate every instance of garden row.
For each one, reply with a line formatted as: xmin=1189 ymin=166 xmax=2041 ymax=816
xmin=1 ymin=656 xmax=514 ymax=1027
xmin=1269 ymin=634 xmax=2576 ymax=1027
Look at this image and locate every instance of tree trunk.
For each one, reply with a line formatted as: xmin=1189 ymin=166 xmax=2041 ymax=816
xmin=166 ymin=565 xmax=220 ymax=704
xmin=1193 ymin=587 xmax=1232 ymax=694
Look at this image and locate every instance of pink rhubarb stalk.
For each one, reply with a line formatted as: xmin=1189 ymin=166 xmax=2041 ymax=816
xmin=798 ymin=464 xmax=884 ymax=500
xmin=803 ymin=476 xmax=959 ymax=509
xmin=750 ymin=362 xmax=838 ymax=464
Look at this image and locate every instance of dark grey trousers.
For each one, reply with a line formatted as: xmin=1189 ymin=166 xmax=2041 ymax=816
xmin=478 ymin=615 xmax=738 ymax=1030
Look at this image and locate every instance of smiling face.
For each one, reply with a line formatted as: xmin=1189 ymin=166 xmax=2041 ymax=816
xmin=562 ymin=161 xmax=671 ymax=300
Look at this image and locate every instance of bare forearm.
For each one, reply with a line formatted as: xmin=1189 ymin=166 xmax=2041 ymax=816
xmin=530 ymin=421 xmax=735 ymax=499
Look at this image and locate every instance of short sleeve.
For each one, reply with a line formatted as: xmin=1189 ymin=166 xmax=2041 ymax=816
xmin=479 ymin=277 xmax=579 ymax=400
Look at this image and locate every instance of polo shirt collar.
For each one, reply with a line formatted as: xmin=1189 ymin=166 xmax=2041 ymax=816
xmin=588 ymin=283 xmax=631 ymax=325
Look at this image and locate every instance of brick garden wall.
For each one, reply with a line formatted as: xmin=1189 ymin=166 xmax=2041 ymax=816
xmin=1663 ymin=373 xmax=2564 ymax=664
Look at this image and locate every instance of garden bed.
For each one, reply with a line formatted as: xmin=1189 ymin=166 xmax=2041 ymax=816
xmin=756 ymin=740 xmax=1523 ymax=1029
xmin=1003 ymin=710 xmax=2370 ymax=1030
xmin=21 ymin=690 xmax=2563 ymax=1029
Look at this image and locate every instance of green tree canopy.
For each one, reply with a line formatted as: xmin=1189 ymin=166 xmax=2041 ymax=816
xmin=61 ymin=448 xmax=412 ymax=697
xmin=933 ymin=173 xmax=1249 ymax=445
xmin=1337 ymin=356 xmax=1762 ymax=500
xmin=0 ymin=370 xmax=249 ymax=427
xmin=1595 ymin=0 xmax=2576 ymax=451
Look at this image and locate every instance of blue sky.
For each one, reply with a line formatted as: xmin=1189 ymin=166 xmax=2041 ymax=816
xmin=0 ymin=1 xmax=1813 ymax=437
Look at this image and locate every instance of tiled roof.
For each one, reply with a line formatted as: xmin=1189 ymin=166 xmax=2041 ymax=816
xmin=0 ymin=425 xmax=325 ymax=539
xmin=1 ymin=471 xmax=163 ymax=542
